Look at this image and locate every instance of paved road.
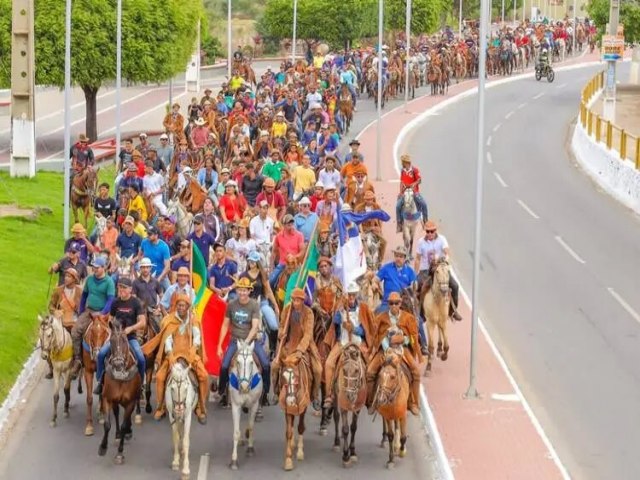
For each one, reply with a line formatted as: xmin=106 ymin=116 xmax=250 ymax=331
xmin=406 ymin=63 xmax=640 ymax=480
xmin=0 ymin=80 xmax=437 ymax=480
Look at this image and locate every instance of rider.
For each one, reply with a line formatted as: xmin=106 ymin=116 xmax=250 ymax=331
xmin=537 ymin=47 xmax=550 ymax=70
xmin=69 ymin=133 xmax=95 ymax=183
xmin=93 ymin=277 xmax=146 ymax=396
xmin=355 ymin=190 xmax=387 ymax=261
xmin=414 ymin=220 xmax=462 ymax=321
xmin=142 ymin=293 xmax=209 ymax=424
xmin=322 ymin=281 xmax=376 ymax=409
xmin=233 ymin=45 xmax=244 ymax=62
xmin=217 ymin=277 xmax=271 ymax=407
xmin=396 ymin=154 xmax=428 ymax=233
xmin=366 ymin=291 xmax=422 ymax=416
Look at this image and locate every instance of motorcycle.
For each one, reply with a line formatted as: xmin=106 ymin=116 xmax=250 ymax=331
xmin=535 ymin=62 xmax=555 ymax=83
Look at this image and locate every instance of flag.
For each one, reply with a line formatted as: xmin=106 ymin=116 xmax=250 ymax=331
xmin=284 ymin=231 xmax=320 ymax=305
xmin=191 ymin=241 xmax=207 ymax=305
xmin=342 ymin=209 xmax=391 ymax=225
xmin=334 ymin=207 xmax=367 ymax=287
xmin=196 ymin=287 xmax=229 ymax=376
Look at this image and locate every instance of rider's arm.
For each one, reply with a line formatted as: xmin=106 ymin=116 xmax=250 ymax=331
xmin=100 ymin=295 xmax=115 ymax=316
xmin=79 ymin=290 xmax=88 ymax=314
xmin=246 ymin=314 xmax=260 ymax=344
xmin=125 ymin=312 xmax=146 ymax=336
xmin=192 ymin=323 xmax=202 ymax=348
xmin=296 ymin=310 xmax=313 ymax=353
xmin=217 ymin=316 xmax=230 ymax=352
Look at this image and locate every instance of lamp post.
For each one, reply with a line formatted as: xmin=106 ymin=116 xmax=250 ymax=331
xmin=292 ymin=0 xmax=298 ymax=63
xmin=63 ymin=0 xmax=72 ymax=238
xmin=375 ymin=0 xmax=383 ymax=181
xmin=459 ymin=0 xmax=463 ymax=38
xmin=227 ymin=0 xmax=232 ymax=79
xmin=115 ymin=0 xmax=122 ymax=171
xmin=404 ymin=0 xmax=412 ymax=110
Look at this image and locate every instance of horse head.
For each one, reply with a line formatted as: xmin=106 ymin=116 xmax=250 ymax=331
xmin=402 ymin=188 xmax=417 ymax=213
xmin=168 ymin=359 xmax=193 ymax=422
xmin=94 ymin=214 xmax=107 ymax=235
xmin=108 ymin=320 xmax=131 ymax=374
xmin=234 ymin=340 xmax=260 ymax=395
xmin=433 ymin=259 xmax=451 ymax=295
xmin=85 ymin=314 xmax=110 ymax=361
xmin=376 ymin=350 xmax=403 ymax=406
xmin=38 ymin=314 xmax=56 ymax=361
xmin=281 ymin=364 xmax=301 ymax=408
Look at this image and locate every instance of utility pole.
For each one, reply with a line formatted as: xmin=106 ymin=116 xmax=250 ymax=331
xmin=292 ymin=0 xmax=298 ymax=63
xmin=227 ymin=0 xmax=232 ymax=79
xmin=63 ymin=0 xmax=72 ymax=238
xmin=603 ymin=0 xmax=620 ymax=120
xmin=404 ymin=0 xmax=412 ymax=110
xmin=10 ymin=0 xmax=36 ymax=179
xmin=375 ymin=0 xmax=383 ymax=181
xmin=115 ymin=0 xmax=122 ymax=170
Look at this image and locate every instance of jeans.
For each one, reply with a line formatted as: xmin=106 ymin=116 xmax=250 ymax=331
xmin=96 ymin=338 xmax=145 ymax=382
xmin=268 ymin=263 xmax=285 ymax=291
xmin=345 ymin=83 xmax=357 ymax=105
xmin=159 ymin=276 xmax=171 ymax=292
xmin=219 ymin=338 xmax=271 ymax=395
xmin=260 ymin=299 xmax=279 ymax=332
xmin=396 ymin=192 xmax=428 ymax=223
xmin=374 ymin=303 xmax=428 ymax=349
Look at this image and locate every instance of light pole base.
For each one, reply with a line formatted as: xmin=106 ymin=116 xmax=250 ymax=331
xmin=10 ymin=118 xmax=35 ymax=178
xmin=602 ymin=98 xmax=616 ymax=122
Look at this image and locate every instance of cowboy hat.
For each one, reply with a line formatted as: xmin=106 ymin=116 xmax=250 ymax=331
xmin=317 ymin=256 xmax=333 ymax=267
xmin=71 ymin=223 xmax=86 ymax=234
xmin=388 ymin=291 xmax=402 ymax=302
xmin=78 ymin=133 xmax=89 ymax=142
xmin=139 ymin=257 xmax=155 ymax=268
xmin=346 ymin=282 xmax=360 ymax=294
xmin=392 ymin=245 xmax=408 ymax=256
xmin=64 ymin=268 xmax=80 ymax=282
xmin=176 ymin=266 xmax=190 ymax=276
xmin=291 ymin=288 xmax=305 ymax=300
xmin=174 ymin=293 xmax=192 ymax=306
xmin=195 ymin=118 xmax=206 ymax=126
xmin=235 ymin=277 xmax=253 ymax=290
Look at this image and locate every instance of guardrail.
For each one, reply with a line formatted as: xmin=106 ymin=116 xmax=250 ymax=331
xmin=579 ymin=70 xmax=640 ymax=168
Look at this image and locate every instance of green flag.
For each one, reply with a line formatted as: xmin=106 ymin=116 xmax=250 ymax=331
xmin=191 ymin=242 xmax=208 ymax=305
xmin=284 ymin=233 xmax=320 ymax=305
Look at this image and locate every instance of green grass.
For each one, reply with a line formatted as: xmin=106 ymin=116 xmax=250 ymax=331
xmin=0 ymin=165 xmax=115 ymax=403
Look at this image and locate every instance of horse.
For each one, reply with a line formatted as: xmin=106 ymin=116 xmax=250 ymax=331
xmin=82 ymin=313 xmax=110 ymax=436
xmin=166 ymin=358 xmax=198 ymax=480
xmin=276 ymin=355 xmax=312 ymax=471
xmin=135 ymin=306 xmax=162 ymax=423
xmin=373 ymin=347 xmax=410 ymax=469
xmin=167 ymin=199 xmax=193 ymax=238
xmin=179 ymin=176 xmax=208 ymax=214
xmin=38 ymin=313 xmax=73 ymax=427
xmin=401 ymin=189 xmax=420 ymax=259
xmin=229 ymin=340 xmax=263 ymax=470
xmin=363 ymin=231 xmax=383 ymax=272
xmin=330 ymin=343 xmax=367 ymax=468
xmin=98 ymin=321 xmax=143 ymax=464
xmin=338 ymin=84 xmax=354 ymax=133
xmin=274 ymin=258 xmax=298 ymax=312
xmin=113 ymin=254 xmax=136 ymax=283
xmin=71 ymin=167 xmax=98 ymax=228
xmin=94 ymin=214 xmax=107 ymax=250
xmin=359 ymin=274 xmax=381 ymax=313
xmin=421 ymin=259 xmax=451 ymax=373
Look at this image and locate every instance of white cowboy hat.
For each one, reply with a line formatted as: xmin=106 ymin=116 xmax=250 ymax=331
xmin=195 ymin=118 xmax=206 ymax=126
xmin=346 ymin=282 xmax=360 ymax=294
xmin=139 ymin=257 xmax=155 ymax=268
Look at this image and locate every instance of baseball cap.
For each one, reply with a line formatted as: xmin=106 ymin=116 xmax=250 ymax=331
xmin=118 ymin=277 xmax=133 ymax=287
xmin=92 ymin=257 xmax=107 ymax=268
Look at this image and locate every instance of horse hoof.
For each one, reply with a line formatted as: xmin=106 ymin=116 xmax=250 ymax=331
xmin=239 ymin=439 xmax=246 ymax=447
xmin=350 ymin=455 xmax=359 ymax=463
xmin=98 ymin=446 xmax=107 ymax=457
xmin=134 ymin=414 xmax=143 ymax=425
xmin=63 ymin=411 xmax=70 ymax=418
xmin=229 ymin=460 xmax=239 ymax=471
xmin=49 ymin=420 xmax=56 ymax=428
xmin=386 ymin=461 xmax=395 ymax=470
xmin=426 ymin=363 xmax=432 ymax=372
xmin=441 ymin=353 xmax=448 ymax=362
xmin=145 ymin=405 xmax=152 ymax=414
xmin=180 ymin=474 xmax=190 ymax=480
xmin=125 ymin=433 xmax=132 ymax=441
xmin=296 ymin=451 xmax=304 ymax=461
xmin=319 ymin=427 xmax=327 ymax=436
xmin=99 ymin=418 xmax=105 ymax=425
xmin=284 ymin=458 xmax=294 ymax=471
xmin=333 ymin=445 xmax=341 ymax=453
xmin=342 ymin=459 xmax=352 ymax=468
xmin=379 ymin=441 xmax=387 ymax=449
xmin=114 ymin=455 xmax=124 ymax=465
xmin=171 ymin=463 xmax=180 ymax=471
xmin=399 ymin=449 xmax=407 ymax=458
xmin=85 ymin=425 xmax=94 ymax=436
xmin=246 ymin=446 xmax=255 ymax=457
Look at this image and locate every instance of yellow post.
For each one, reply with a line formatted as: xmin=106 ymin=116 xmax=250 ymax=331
xmin=620 ymin=130 xmax=627 ymax=159
xmin=636 ymin=138 xmax=640 ymax=170
xmin=587 ymin=111 xmax=593 ymax=135
xmin=580 ymin=103 xmax=586 ymax=126
xmin=595 ymin=115 xmax=601 ymax=142
xmin=606 ymin=122 xmax=613 ymax=149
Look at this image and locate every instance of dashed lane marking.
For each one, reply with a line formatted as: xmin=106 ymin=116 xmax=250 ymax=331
xmin=505 ymin=111 xmax=514 ymax=119
xmin=487 ymin=152 xmax=493 ymax=164
xmin=607 ymin=288 xmax=640 ymax=324
xmin=533 ymin=92 xmax=545 ymax=100
xmin=517 ymin=199 xmax=540 ymax=219
xmin=493 ymin=123 xmax=502 ymax=132
xmin=494 ymin=172 xmax=508 ymax=187
xmin=554 ymin=235 xmax=586 ymax=264
xmin=487 ymin=135 xmax=492 ymax=146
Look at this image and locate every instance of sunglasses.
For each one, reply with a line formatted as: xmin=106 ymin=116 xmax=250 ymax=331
xmin=389 ymin=301 xmax=401 ymax=306
xmin=426 ymin=229 xmax=436 ymax=233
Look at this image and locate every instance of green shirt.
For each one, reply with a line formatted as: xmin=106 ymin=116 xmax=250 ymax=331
xmin=84 ymin=274 xmax=115 ymax=311
xmin=261 ymin=160 xmax=287 ymax=183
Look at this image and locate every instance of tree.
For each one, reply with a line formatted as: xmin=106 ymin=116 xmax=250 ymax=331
xmin=1 ymin=0 xmax=203 ymax=141
xmin=385 ymin=0 xmax=449 ymax=35
xmin=587 ymin=0 xmax=640 ymax=43
xmin=0 ymin=0 xmax=12 ymax=89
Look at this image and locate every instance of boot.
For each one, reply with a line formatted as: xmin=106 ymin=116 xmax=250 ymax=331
xmin=260 ymin=390 xmax=270 ymax=407
xmin=268 ymin=331 xmax=278 ymax=360
xmin=449 ymin=302 xmax=462 ymax=321
xmin=70 ymin=355 xmax=82 ymax=380
xmin=154 ymin=383 xmax=166 ymax=420
xmin=409 ymin=380 xmax=421 ymax=416
xmin=196 ymin=383 xmax=208 ymax=425
xmin=366 ymin=378 xmax=376 ymax=415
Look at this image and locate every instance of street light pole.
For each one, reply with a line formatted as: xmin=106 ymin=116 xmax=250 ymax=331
xmin=227 ymin=0 xmax=232 ymax=79
xmin=115 ymin=0 xmax=122 ymax=169
xmin=603 ymin=0 xmax=620 ymax=120
xmin=63 ymin=0 xmax=72 ymax=239
xmin=404 ymin=0 xmax=412 ymax=110
xmin=375 ymin=0 xmax=383 ymax=181
xmin=466 ymin=0 xmax=490 ymax=400
xmin=501 ymin=0 xmax=505 ymax=24
xmin=573 ymin=0 xmax=577 ymax=53
xmin=292 ymin=0 xmax=298 ymax=63
xmin=459 ymin=0 xmax=463 ymax=38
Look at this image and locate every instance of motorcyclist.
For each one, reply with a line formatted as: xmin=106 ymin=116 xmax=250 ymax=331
xmin=537 ymin=48 xmax=550 ymax=71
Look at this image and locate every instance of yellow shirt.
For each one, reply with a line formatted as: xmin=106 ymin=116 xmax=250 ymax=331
xmin=229 ymin=76 xmax=244 ymax=92
xmin=134 ymin=223 xmax=148 ymax=239
xmin=128 ymin=195 xmax=148 ymax=222
xmin=293 ymin=165 xmax=316 ymax=194
xmin=271 ymin=121 xmax=288 ymax=138
xmin=314 ymin=55 xmax=324 ymax=69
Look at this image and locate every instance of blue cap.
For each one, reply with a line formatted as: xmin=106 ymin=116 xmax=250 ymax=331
xmin=92 ymin=257 xmax=107 ymax=268
xmin=247 ymin=251 xmax=261 ymax=263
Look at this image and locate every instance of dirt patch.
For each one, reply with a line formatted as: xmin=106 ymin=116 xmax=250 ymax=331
xmin=0 ymin=204 xmax=34 ymax=218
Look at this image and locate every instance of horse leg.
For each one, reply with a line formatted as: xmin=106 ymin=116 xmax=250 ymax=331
xmin=230 ymin=403 xmax=240 ymax=470
xmin=144 ymin=369 xmax=153 ymax=414
xmin=380 ymin=419 xmax=387 ymax=448
xmin=332 ymin=404 xmax=340 ymax=452
xmin=134 ymin=392 xmax=142 ymax=425
xmin=399 ymin=417 xmax=408 ymax=458
xmin=51 ymin=368 xmax=60 ymax=427
xmin=284 ymin=414 xmax=294 ymax=471
xmin=296 ymin=411 xmax=306 ymax=461
xmin=171 ymin=422 xmax=181 ymax=471
xmin=440 ymin=323 xmax=450 ymax=362
xmin=84 ymin=369 xmax=95 ymax=436
xmin=113 ymin=403 xmax=121 ymax=441
xmin=426 ymin=320 xmax=436 ymax=373
xmin=98 ymin=399 xmax=110 ymax=456
xmin=349 ymin=411 xmax=359 ymax=462
xmin=341 ymin=410 xmax=351 ymax=466
xmin=63 ymin=370 xmax=71 ymax=418
xmin=246 ymin=393 xmax=259 ymax=457
xmin=116 ymin=402 xmax=134 ymax=464
xmin=386 ymin=419 xmax=395 ymax=469
xmin=319 ymin=381 xmax=328 ymax=436
xmin=181 ymin=411 xmax=192 ymax=478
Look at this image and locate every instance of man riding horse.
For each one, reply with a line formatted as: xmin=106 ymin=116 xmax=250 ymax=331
xmin=396 ymin=154 xmax=428 ymax=233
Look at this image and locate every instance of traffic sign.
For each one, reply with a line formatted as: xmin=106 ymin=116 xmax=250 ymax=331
xmin=602 ymin=35 xmax=624 ymax=61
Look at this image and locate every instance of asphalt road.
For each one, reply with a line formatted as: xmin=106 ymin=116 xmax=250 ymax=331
xmin=0 ymin=77 xmax=437 ymax=480
xmin=405 ymin=63 xmax=640 ymax=480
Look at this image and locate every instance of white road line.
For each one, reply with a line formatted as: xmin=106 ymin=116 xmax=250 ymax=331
xmin=554 ymin=235 xmax=586 ymax=264
xmin=533 ymin=92 xmax=545 ymax=100
xmin=504 ymin=111 xmax=514 ymax=119
xmin=607 ymin=288 xmax=640 ymax=324
xmin=486 ymin=135 xmax=492 ymax=146
xmin=517 ymin=199 xmax=540 ymax=219
xmin=556 ymin=83 xmax=568 ymax=89
xmin=493 ymin=123 xmax=501 ymax=132
xmin=517 ymin=102 xmax=527 ymax=109
xmin=494 ymin=172 xmax=508 ymax=187
xmin=487 ymin=152 xmax=493 ymax=164
xmin=197 ymin=453 xmax=210 ymax=480
xmin=491 ymin=393 xmax=521 ymax=402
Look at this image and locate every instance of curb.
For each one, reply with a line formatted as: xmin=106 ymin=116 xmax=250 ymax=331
xmin=0 ymin=350 xmax=40 ymax=435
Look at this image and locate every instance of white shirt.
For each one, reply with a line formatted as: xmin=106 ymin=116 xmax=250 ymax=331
xmin=143 ymin=172 xmax=165 ymax=196
xmin=249 ymin=215 xmax=274 ymax=246
xmin=318 ymin=168 xmax=341 ymax=189
xmin=416 ymin=234 xmax=449 ymax=272
xmin=341 ymin=307 xmax=362 ymax=346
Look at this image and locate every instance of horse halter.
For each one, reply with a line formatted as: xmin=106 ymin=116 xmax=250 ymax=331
xmin=168 ymin=369 xmax=189 ymax=418
xmin=109 ymin=328 xmax=130 ymax=373
xmin=340 ymin=345 xmax=365 ymax=404
xmin=236 ymin=346 xmax=257 ymax=393
xmin=282 ymin=367 xmax=299 ymax=406
xmin=434 ymin=262 xmax=450 ymax=295
xmin=376 ymin=354 xmax=402 ymax=406
xmin=39 ymin=318 xmax=56 ymax=360
xmin=86 ymin=317 xmax=110 ymax=361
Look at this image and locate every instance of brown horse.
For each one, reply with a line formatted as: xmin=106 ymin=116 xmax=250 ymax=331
xmin=422 ymin=259 xmax=451 ymax=373
xmin=374 ymin=348 xmax=410 ymax=469
xmin=331 ymin=343 xmax=367 ymax=467
xmin=179 ymin=176 xmax=208 ymax=214
xmin=71 ymin=167 xmax=98 ymax=227
xmin=277 ymin=355 xmax=312 ymax=471
xmin=134 ymin=306 xmax=162 ymax=423
xmin=82 ymin=314 xmax=110 ymax=436
xmin=338 ymin=84 xmax=354 ymax=133
xmin=98 ymin=322 xmax=143 ymax=464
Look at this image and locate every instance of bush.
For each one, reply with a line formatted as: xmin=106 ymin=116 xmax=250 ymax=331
xmin=202 ymin=36 xmax=223 ymax=65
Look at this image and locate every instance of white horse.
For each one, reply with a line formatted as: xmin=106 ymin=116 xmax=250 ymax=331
xmin=167 ymin=199 xmax=193 ymax=238
xmin=362 ymin=231 xmax=382 ymax=272
xmin=38 ymin=313 xmax=73 ymax=427
xmin=401 ymin=189 xmax=421 ymax=259
xmin=94 ymin=214 xmax=107 ymax=250
xmin=166 ymin=359 xmax=198 ymax=480
xmin=556 ymin=38 xmax=566 ymax=63
xmin=256 ymin=242 xmax=272 ymax=275
xmin=229 ymin=339 xmax=263 ymax=470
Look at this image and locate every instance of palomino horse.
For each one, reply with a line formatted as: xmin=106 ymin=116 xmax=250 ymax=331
xmin=330 ymin=343 xmax=367 ymax=468
xmin=229 ymin=340 xmax=263 ymax=470
xmin=401 ymin=189 xmax=421 ymax=259
xmin=179 ymin=176 xmax=208 ymax=214
xmin=71 ymin=167 xmax=98 ymax=227
xmin=277 ymin=355 xmax=312 ymax=471
xmin=167 ymin=199 xmax=193 ymax=238
xmin=82 ymin=314 xmax=110 ymax=436
xmin=38 ymin=313 xmax=73 ymax=427
xmin=166 ymin=358 xmax=198 ymax=480
xmin=359 ymin=274 xmax=381 ymax=313
xmin=98 ymin=322 xmax=143 ymax=464
xmin=374 ymin=347 xmax=410 ymax=469
xmin=421 ymin=259 xmax=451 ymax=373
xmin=113 ymin=254 xmax=136 ymax=282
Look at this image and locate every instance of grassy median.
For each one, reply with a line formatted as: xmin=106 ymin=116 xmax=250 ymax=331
xmin=0 ymin=165 xmax=115 ymax=402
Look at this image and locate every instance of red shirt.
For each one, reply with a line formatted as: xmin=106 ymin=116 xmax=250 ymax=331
xmin=255 ymin=191 xmax=286 ymax=210
xmin=134 ymin=159 xmax=145 ymax=178
xmin=274 ymin=229 xmax=304 ymax=265
xmin=310 ymin=192 xmax=323 ymax=212
xmin=218 ymin=194 xmax=246 ymax=222
xmin=400 ymin=166 xmax=422 ymax=193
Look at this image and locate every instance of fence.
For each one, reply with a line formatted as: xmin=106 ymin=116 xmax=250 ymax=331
xmin=579 ymin=70 xmax=640 ymax=168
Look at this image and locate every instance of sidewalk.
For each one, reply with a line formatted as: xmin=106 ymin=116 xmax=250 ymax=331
xmin=357 ymin=50 xmax=606 ymax=479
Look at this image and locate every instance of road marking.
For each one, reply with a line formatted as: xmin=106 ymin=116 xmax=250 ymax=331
xmin=533 ymin=92 xmax=545 ymax=99
xmin=491 ymin=393 xmax=521 ymax=402
xmin=556 ymin=83 xmax=567 ymax=89
xmin=517 ymin=199 xmax=540 ymax=219
xmin=504 ymin=111 xmax=514 ymax=119
xmin=494 ymin=172 xmax=508 ymax=187
xmin=486 ymin=152 xmax=493 ymax=164
xmin=197 ymin=453 xmax=210 ymax=480
xmin=517 ymin=102 xmax=527 ymax=109
xmin=554 ymin=235 xmax=586 ymax=264
xmin=607 ymin=288 xmax=640 ymax=324
xmin=486 ymin=135 xmax=492 ymax=146
xmin=492 ymin=122 xmax=501 ymax=132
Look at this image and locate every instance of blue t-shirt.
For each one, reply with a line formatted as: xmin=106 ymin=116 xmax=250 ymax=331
xmin=188 ymin=231 xmax=216 ymax=267
xmin=171 ymin=257 xmax=190 ymax=272
xmin=208 ymin=259 xmax=238 ymax=290
xmin=376 ymin=262 xmax=417 ymax=304
xmin=64 ymin=238 xmax=91 ymax=264
xmin=294 ymin=212 xmax=319 ymax=242
xmin=140 ymin=238 xmax=170 ymax=277
xmin=116 ymin=231 xmax=142 ymax=259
